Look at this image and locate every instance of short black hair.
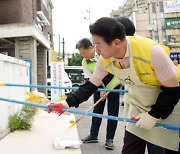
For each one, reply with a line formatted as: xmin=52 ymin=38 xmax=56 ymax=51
xmin=89 ymin=17 xmax=126 ymax=44
xmin=76 ymin=38 xmax=92 ymax=49
xmin=116 ymin=16 xmax=135 ymax=36
xmin=172 ymin=57 xmax=179 ymax=61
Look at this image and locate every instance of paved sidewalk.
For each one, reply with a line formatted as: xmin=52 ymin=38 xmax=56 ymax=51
xmin=0 ymin=111 xmax=82 ymax=154
xmin=76 ymin=96 xmax=148 ymax=154
xmin=0 ymin=95 xmax=148 ymax=154
xmin=76 ymin=101 xmax=125 ymax=154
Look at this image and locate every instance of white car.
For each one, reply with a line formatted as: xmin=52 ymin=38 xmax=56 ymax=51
xmin=47 ymin=72 xmax=72 ymax=99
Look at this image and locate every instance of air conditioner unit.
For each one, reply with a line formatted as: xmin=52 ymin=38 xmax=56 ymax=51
xmin=37 ymin=11 xmax=50 ymax=26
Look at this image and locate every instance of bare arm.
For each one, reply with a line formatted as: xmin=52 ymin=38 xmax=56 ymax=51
xmin=152 ymin=44 xmax=179 ymax=87
xmin=90 ymin=56 xmax=108 ymax=87
xmin=65 ymin=57 xmax=107 ymax=108
xmin=148 ymin=45 xmax=180 ymax=119
xmin=160 ymin=76 xmax=179 ymax=87
xmin=89 ymin=75 xmax=102 ymax=87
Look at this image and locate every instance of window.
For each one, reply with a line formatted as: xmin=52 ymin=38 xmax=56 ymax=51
xmin=160 ymin=12 xmax=164 ymax=19
xmin=160 ymin=12 xmax=165 ymax=29
xmin=65 ymin=66 xmax=84 ymax=87
xmin=152 ymin=13 xmax=158 ymax=32
xmin=159 ymin=2 xmax=164 ymax=12
xmin=152 ymin=2 xmax=156 ymax=13
xmin=41 ymin=0 xmax=48 ymax=9
xmin=154 ymin=32 xmax=159 ymax=42
xmin=48 ymin=4 xmax=52 ymax=18
xmin=48 ymin=33 xmax=51 ymax=41
xmin=162 ymin=31 xmax=167 ymax=45
xmin=36 ymin=17 xmax=43 ymax=31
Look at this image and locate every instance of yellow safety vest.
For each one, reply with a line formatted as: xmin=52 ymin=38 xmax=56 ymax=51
xmin=102 ymin=36 xmax=180 ymax=86
xmin=82 ymin=58 xmax=120 ymax=89
xmin=161 ymin=44 xmax=170 ymax=55
xmin=177 ymin=65 xmax=180 ymax=81
xmin=82 ymin=58 xmax=96 ymax=73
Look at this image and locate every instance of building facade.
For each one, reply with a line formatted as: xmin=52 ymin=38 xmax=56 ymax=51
xmin=0 ymin=0 xmax=54 ymax=93
xmin=110 ymin=0 xmax=180 ymax=52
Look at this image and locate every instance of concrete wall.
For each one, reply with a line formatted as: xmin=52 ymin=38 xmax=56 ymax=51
xmin=0 ymin=53 xmax=30 ymax=136
xmin=15 ymin=37 xmax=37 ymax=86
xmin=37 ymin=45 xmax=47 ymax=93
xmin=15 ymin=36 xmax=48 ymax=94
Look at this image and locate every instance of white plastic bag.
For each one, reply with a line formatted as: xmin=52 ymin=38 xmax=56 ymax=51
xmin=53 ymin=137 xmax=82 ymax=149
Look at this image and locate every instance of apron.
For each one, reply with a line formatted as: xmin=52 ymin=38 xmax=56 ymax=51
xmin=111 ymin=42 xmax=180 ymax=151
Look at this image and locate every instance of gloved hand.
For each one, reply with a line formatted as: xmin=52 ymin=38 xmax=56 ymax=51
xmin=47 ymin=102 xmax=68 ymax=115
xmin=133 ymin=112 xmax=159 ymax=129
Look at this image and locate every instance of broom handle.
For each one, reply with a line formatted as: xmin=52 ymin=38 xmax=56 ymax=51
xmin=75 ymin=82 xmax=121 ymax=123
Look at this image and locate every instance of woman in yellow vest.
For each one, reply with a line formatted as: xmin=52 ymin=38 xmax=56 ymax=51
xmin=48 ymin=17 xmax=180 ymax=154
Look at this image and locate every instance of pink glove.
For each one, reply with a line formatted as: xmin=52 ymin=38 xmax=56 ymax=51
xmin=47 ymin=103 xmax=67 ymax=115
xmin=132 ymin=112 xmax=158 ymax=130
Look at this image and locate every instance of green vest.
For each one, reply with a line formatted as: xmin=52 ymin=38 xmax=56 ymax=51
xmin=82 ymin=58 xmax=120 ymax=89
xmin=82 ymin=58 xmax=96 ymax=73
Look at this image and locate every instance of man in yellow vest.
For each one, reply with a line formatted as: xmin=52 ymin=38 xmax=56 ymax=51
xmin=48 ymin=17 xmax=180 ymax=154
xmin=75 ymin=38 xmax=120 ymax=150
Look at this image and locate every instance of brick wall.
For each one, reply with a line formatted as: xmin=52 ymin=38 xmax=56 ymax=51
xmin=0 ymin=0 xmax=33 ymax=24
xmin=0 ymin=0 xmax=20 ymax=24
xmin=21 ymin=0 xmax=34 ymax=22
xmin=0 ymin=0 xmax=53 ymax=48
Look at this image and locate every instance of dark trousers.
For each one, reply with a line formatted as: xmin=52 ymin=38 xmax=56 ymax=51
xmin=122 ymin=130 xmax=180 ymax=154
xmin=147 ymin=142 xmax=180 ymax=154
xmin=90 ymin=85 xmax=120 ymax=140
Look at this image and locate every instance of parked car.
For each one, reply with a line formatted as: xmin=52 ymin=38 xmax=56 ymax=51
xmin=47 ymin=72 xmax=72 ymax=99
xmin=63 ymin=72 xmax=73 ymax=94
xmin=65 ymin=66 xmax=84 ymax=87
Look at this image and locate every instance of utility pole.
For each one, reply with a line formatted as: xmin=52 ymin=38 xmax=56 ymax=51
xmin=62 ymin=37 xmax=65 ymax=61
